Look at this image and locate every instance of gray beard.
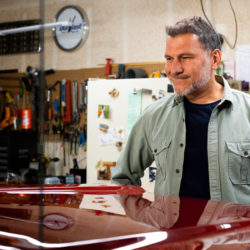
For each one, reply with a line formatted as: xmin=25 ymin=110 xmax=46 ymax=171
xmin=178 ymin=72 xmax=210 ymax=96
xmin=173 ymin=60 xmax=212 ymax=96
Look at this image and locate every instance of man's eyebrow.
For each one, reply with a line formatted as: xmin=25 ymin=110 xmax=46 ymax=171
xmin=179 ymin=53 xmax=194 ymax=56
xmin=164 ymin=54 xmax=172 ymax=58
xmin=164 ymin=53 xmax=194 ymax=58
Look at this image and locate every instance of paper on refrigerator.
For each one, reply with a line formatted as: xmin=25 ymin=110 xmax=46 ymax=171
xmin=98 ymin=127 xmax=125 ymax=146
xmin=126 ymin=92 xmax=142 ymax=135
xmin=236 ymin=45 xmax=250 ymax=81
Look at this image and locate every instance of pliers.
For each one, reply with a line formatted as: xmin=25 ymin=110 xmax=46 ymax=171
xmin=78 ymin=133 xmax=85 ymax=147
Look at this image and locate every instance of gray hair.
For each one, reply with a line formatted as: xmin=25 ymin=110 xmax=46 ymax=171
xmin=166 ymin=16 xmax=222 ymax=52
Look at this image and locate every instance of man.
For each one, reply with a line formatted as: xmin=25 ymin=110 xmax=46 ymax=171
xmin=112 ymin=16 xmax=250 ymax=204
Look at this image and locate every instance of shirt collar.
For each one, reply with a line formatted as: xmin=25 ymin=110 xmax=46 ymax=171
xmin=215 ymin=75 xmax=234 ymax=110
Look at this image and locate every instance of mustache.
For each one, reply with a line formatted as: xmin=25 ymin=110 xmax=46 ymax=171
xmin=170 ymin=74 xmax=190 ymax=79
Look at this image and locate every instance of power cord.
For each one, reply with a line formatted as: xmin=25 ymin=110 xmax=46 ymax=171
xmin=200 ymin=0 xmax=238 ymax=49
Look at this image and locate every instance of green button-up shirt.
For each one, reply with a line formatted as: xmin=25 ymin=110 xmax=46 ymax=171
xmin=112 ymin=76 xmax=250 ymax=204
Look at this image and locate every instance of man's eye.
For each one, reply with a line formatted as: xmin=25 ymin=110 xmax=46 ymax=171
xmin=182 ymin=57 xmax=192 ymax=60
xmin=166 ymin=57 xmax=173 ymax=62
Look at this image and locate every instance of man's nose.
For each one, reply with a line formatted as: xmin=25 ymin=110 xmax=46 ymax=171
xmin=168 ymin=60 xmax=184 ymax=75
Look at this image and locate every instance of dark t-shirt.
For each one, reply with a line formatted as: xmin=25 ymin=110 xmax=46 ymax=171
xmin=179 ymin=97 xmax=220 ymax=199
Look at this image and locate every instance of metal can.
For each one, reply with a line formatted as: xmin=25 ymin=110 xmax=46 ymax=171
xmin=22 ymin=109 xmax=32 ymax=130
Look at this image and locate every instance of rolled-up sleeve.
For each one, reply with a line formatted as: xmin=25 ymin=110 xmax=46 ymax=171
xmin=111 ymin=115 xmax=154 ymax=186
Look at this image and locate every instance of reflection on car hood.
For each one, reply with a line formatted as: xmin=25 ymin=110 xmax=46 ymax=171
xmin=0 ymin=184 xmax=250 ymax=249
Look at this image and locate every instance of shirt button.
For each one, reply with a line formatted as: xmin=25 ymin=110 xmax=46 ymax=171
xmin=244 ymin=151 xmax=248 ymax=156
xmin=176 ymin=169 xmax=180 ymax=173
xmin=180 ymin=143 xmax=184 ymax=147
xmin=154 ymin=149 xmax=157 ymax=153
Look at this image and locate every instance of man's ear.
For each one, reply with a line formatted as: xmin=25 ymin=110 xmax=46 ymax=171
xmin=211 ymin=49 xmax=222 ymax=70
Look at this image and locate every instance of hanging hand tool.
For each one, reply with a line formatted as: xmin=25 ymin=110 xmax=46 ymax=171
xmin=62 ymin=80 xmax=72 ymax=124
xmin=47 ymin=88 xmax=52 ymax=152
xmin=79 ymin=80 xmax=85 ymax=112
xmin=15 ymin=89 xmax=21 ymax=129
xmin=0 ymin=91 xmax=14 ymax=129
xmin=55 ymin=80 xmax=64 ymax=154
xmin=78 ymin=133 xmax=85 ymax=148
xmin=5 ymin=91 xmax=14 ymax=104
xmin=21 ymin=77 xmax=32 ymax=91
xmin=0 ymin=105 xmax=13 ymax=128
xmin=57 ymin=80 xmax=63 ymax=135
xmin=45 ymin=81 xmax=60 ymax=134
xmin=63 ymin=133 xmax=69 ymax=167
xmin=44 ymin=87 xmax=51 ymax=122
xmin=38 ymin=156 xmax=59 ymax=169
xmin=74 ymin=130 xmax=78 ymax=155
xmin=53 ymin=99 xmax=59 ymax=121
xmin=61 ymin=79 xmax=66 ymax=119
xmin=78 ymin=126 xmax=85 ymax=148
xmin=83 ymin=123 xmax=87 ymax=151
xmin=73 ymin=158 xmax=79 ymax=169
xmin=48 ymin=81 xmax=60 ymax=122
xmin=70 ymin=129 xmax=78 ymax=156
xmin=72 ymin=80 xmax=80 ymax=124
xmin=84 ymin=79 xmax=88 ymax=111
xmin=52 ymin=124 xmax=57 ymax=155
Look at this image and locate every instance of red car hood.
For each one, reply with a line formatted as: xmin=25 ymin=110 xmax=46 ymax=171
xmin=0 ymin=184 xmax=249 ymax=249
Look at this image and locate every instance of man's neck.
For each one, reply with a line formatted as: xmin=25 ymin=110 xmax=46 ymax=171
xmin=186 ymin=78 xmax=224 ymax=104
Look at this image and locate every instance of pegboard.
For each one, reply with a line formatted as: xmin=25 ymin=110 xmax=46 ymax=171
xmin=0 ymin=62 xmax=166 ymax=175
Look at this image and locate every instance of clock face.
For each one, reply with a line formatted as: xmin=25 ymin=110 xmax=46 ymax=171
xmin=53 ymin=6 xmax=89 ymax=51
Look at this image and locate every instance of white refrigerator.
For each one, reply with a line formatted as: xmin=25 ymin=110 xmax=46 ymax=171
xmin=87 ymin=77 xmax=172 ymax=192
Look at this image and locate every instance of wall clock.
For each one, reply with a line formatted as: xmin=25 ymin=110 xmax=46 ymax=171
xmin=53 ymin=5 xmax=89 ymax=51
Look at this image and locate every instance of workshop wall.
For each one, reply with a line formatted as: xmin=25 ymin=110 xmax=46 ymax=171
xmin=0 ymin=0 xmax=248 ymax=72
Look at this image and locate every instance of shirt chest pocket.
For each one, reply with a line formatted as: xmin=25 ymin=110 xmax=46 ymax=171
xmin=227 ymin=142 xmax=250 ymax=184
xmin=153 ymin=139 xmax=172 ymax=180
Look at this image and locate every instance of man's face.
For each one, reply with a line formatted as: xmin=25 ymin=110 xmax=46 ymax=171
xmin=165 ymin=33 xmax=212 ymax=96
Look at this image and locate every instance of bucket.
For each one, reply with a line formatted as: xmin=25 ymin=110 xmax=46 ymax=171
xmin=125 ymin=68 xmax=148 ymax=78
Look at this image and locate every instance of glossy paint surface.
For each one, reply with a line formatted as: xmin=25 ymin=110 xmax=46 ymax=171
xmin=0 ymin=184 xmax=249 ymax=249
